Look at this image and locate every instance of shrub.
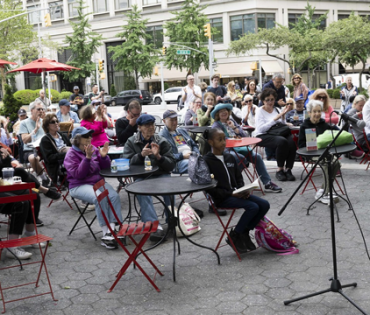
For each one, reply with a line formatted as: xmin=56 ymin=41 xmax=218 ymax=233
xmin=164 ymin=82 xmax=170 ymax=91
xmin=45 ymin=89 xmax=61 ymax=103
xmin=123 ymin=76 xmax=136 ymax=90
xmin=60 ymin=91 xmax=73 ymax=100
xmin=326 ymin=89 xmax=334 ymax=98
xmin=0 ymin=85 xmax=22 ymax=129
xmin=290 ymin=92 xmax=294 ymax=98
xmin=358 ymin=87 xmax=369 ymax=99
xmin=110 ymin=84 xmax=117 ymax=97
xmin=13 ymin=89 xmax=38 ymax=105
xmin=286 ymin=84 xmax=294 ymax=93
xmin=332 ymin=90 xmax=341 ymax=99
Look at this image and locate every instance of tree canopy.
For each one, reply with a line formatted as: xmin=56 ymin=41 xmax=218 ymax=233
xmin=109 ymin=5 xmax=159 ymax=89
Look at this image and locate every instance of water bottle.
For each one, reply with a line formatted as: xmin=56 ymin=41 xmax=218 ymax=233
xmin=111 ymin=160 xmax=117 ymax=173
xmin=144 ymin=156 xmax=152 ymax=171
xmin=32 ymin=134 xmax=36 ymax=143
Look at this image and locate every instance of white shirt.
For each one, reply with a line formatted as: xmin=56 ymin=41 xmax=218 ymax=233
xmin=254 ymin=106 xmax=286 ymax=136
xmin=363 ymin=100 xmax=370 ymax=135
xmin=181 ymin=85 xmax=201 ymax=110
xmin=241 ymin=105 xmax=258 ymax=127
xmin=215 ymin=155 xmax=232 ymax=189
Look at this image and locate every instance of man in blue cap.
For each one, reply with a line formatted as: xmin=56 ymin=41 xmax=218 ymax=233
xmin=56 ymin=99 xmax=80 ymax=123
xmin=122 ymin=114 xmax=176 ymax=242
xmin=159 ymin=109 xmax=199 ymax=174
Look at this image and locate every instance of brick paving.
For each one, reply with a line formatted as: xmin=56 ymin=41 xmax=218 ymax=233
xmin=1 ymin=158 xmax=370 ymax=315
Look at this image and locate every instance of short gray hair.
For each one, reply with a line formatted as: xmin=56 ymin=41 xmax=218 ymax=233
xmin=29 ymin=101 xmax=35 ymax=111
xmin=71 ymin=134 xmax=82 ymax=146
xmin=272 ymin=73 xmax=284 ymax=80
xmin=39 ymin=90 xmax=44 ymax=95
xmin=306 ymin=100 xmax=323 ymax=113
xmin=244 ymin=94 xmax=253 ymax=100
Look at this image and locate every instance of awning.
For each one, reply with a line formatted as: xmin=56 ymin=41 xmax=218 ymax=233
xmin=198 ymin=62 xmax=252 ymax=78
xmin=141 ymin=67 xmax=188 ymax=82
xmin=261 ymin=60 xmax=283 ymax=75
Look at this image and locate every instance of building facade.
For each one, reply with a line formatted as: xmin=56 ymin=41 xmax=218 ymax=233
xmin=20 ymin=0 xmax=370 ymax=94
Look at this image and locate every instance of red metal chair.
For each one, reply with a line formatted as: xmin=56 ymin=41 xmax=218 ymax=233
xmin=93 ymin=180 xmax=163 ymax=292
xmin=359 ymin=130 xmax=370 ymax=170
xmin=204 ymin=193 xmax=242 ymax=261
xmin=0 ymin=183 xmax=57 ymax=313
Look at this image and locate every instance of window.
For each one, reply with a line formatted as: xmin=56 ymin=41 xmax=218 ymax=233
xmin=115 ymin=0 xmax=129 ymax=9
xmin=230 ymin=13 xmax=275 ymax=41
xmin=288 ymin=13 xmax=326 ymax=30
xmin=93 ymin=0 xmax=108 ymax=13
xmin=146 ymin=26 xmax=163 ymax=49
xmin=210 ymin=18 xmax=223 ymax=43
xmin=143 ymin=0 xmax=161 ymax=5
xmin=68 ymin=0 xmax=78 ymax=17
xmin=50 ymin=1 xmax=64 ymax=20
xmin=28 ymin=5 xmax=40 ymax=24
xmin=338 ymin=14 xmax=350 ymax=20
xmin=58 ymin=49 xmax=73 ymax=64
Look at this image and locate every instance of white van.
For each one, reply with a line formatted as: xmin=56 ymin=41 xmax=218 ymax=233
xmin=333 ymin=73 xmax=370 ymax=89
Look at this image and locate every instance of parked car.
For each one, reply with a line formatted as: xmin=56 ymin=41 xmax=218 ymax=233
xmin=83 ymin=92 xmax=112 ymax=106
xmin=110 ymin=90 xmax=152 ymax=106
xmin=153 ymin=87 xmax=183 ymax=107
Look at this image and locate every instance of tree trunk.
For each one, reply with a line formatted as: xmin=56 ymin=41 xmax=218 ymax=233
xmin=0 ymin=67 xmax=6 ymax=97
xmin=135 ymin=70 xmax=139 ymax=90
xmin=329 ymin=60 xmax=335 ymax=88
xmin=359 ymin=60 xmax=365 ymax=91
xmin=307 ymin=66 xmax=311 ymax=89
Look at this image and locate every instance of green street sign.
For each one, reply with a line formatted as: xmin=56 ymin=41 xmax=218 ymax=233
xmin=176 ymin=50 xmax=191 ymax=55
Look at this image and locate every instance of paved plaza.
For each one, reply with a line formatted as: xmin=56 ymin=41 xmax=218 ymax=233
xmin=1 ymin=158 xmax=370 ymax=315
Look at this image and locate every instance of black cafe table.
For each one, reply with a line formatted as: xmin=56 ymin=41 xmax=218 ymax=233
xmin=125 ymin=176 xmax=218 ymax=282
xmin=185 ymin=126 xmax=211 ymax=134
xmin=100 ymin=165 xmax=159 ymax=223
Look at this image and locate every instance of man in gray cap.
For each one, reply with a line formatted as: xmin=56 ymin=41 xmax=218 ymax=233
xmin=12 ymin=108 xmax=28 ymax=135
xmin=69 ymin=86 xmax=84 ymax=111
xmin=159 ymin=110 xmax=199 ymax=174
xmin=122 ymin=114 xmax=176 ymax=242
xmin=57 ymin=99 xmax=80 ymax=123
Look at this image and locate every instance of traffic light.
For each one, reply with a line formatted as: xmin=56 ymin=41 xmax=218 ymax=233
xmin=98 ymin=59 xmax=104 ymax=71
xmin=204 ymin=23 xmax=211 ymax=39
xmin=162 ymin=47 xmax=167 ymax=56
xmin=250 ymin=61 xmax=258 ymax=71
xmin=154 ymin=66 xmax=159 ymax=76
xmin=100 ymin=73 xmax=106 ymax=80
xmin=44 ymin=13 xmax=51 ymax=27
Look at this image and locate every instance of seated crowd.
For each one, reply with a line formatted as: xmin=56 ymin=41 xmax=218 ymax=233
xmin=2 ymin=74 xmax=369 ymax=259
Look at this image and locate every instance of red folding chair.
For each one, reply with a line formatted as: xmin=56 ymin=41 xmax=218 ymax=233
xmin=93 ymin=180 xmax=163 ymax=292
xmin=360 ymin=130 xmax=370 ymax=170
xmin=0 ymin=183 xmax=57 ymax=313
xmin=204 ymin=193 xmax=242 ymax=261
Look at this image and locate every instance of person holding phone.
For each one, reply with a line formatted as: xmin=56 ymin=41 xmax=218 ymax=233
xmin=116 ymin=100 xmax=142 ymax=146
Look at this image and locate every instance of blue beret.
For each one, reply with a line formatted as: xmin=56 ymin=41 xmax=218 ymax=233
xmin=211 ymin=103 xmax=234 ymax=119
xmin=136 ymin=114 xmax=155 ymax=126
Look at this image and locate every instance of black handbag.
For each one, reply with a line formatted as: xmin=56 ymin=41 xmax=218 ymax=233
xmin=267 ymin=122 xmax=291 ymax=137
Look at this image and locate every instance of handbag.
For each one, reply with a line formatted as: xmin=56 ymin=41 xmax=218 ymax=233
xmin=267 ymin=122 xmax=291 ymax=137
xmin=58 ymin=121 xmax=74 ymax=135
xmin=188 ymin=153 xmax=212 ymax=185
xmin=316 ymin=130 xmax=353 ymax=149
xmin=172 ymin=203 xmax=201 ymax=237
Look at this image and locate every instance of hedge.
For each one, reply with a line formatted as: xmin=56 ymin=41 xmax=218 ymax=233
xmin=286 ymin=84 xmax=294 ymax=93
xmin=13 ymin=89 xmax=64 ymax=105
xmin=60 ymin=91 xmax=73 ymax=100
xmin=332 ymin=90 xmax=341 ymax=99
xmin=326 ymin=89 xmax=334 ymax=98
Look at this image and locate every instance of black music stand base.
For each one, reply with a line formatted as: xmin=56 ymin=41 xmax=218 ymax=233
xmin=284 ymin=278 xmax=367 ymax=314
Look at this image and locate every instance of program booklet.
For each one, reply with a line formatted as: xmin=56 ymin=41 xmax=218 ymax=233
xmin=232 ymin=177 xmax=260 ymax=195
xmin=305 ymin=128 xmax=317 ymax=151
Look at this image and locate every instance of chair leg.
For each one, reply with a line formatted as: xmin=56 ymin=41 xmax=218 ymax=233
xmin=69 ymin=198 xmax=97 ymax=240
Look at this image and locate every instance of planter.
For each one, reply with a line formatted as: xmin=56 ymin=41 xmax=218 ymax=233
xmin=329 ymin=98 xmax=341 ymax=110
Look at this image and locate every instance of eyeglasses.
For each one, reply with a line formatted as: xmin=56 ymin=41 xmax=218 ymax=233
xmin=245 ymin=100 xmax=253 ymax=103
xmin=317 ymin=96 xmax=327 ymax=100
xmin=194 ymin=102 xmax=202 ymax=104
xmin=286 ymin=103 xmax=294 ymax=105
xmin=50 ymin=120 xmax=59 ymax=124
xmin=293 ymin=78 xmax=300 ymax=80
xmin=264 ymin=98 xmax=275 ymax=103
xmin=36 ymin=108 xmax=45 ymax=111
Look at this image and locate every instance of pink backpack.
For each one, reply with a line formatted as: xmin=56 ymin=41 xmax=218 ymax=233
xmin=254 ymin=216 xmax=299 ymax=255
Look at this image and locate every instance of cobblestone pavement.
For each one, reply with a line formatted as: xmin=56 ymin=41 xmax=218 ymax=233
xmin=1 ymin=158 xmax=370 ymax=315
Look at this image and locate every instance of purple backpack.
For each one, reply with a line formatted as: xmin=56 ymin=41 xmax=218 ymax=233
xmin=254 ymin=216 xmax=299 ymax=255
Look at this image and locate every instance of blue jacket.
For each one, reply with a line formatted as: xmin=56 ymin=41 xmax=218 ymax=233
xmin=259 ymin=80 xmax=286 ymax=108
xmin=159 ymin=126 xmax=200 ymax=161
xmin=56 ymin=110 xmax=80 ymax=123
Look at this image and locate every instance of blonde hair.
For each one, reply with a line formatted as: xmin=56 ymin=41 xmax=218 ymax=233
xmin=291 ymin=74 xmax=303 ymax=86
xmin=227 ymin=81 xmax=235 ymax=92
xmin=310 ymin=89 xmax=329 ymax=112
xmin=286 ymin=97 xmax=296 ymax=109
xmin=352 ymin=95 xmax=367 ymax=108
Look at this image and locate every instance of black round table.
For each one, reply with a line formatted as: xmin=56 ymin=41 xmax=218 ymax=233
xmin=125 ymin=176 xmax=218 ymax=282
xmin=296 ymin=144 xmax=356 ymax=158
xmin=185 ymin=126 xmax=211 ymax=134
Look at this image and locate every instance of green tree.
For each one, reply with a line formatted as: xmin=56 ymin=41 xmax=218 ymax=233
xmin=0 ymin=85 xmax=22 ymax=127
xmin=63 ymin=0 xmax=103 ymax=83
xmin=0 ymin=0 xmax=37 ymax=95
xmin=109 ymin=5 xmax=159 ymax=89
xmin=110 ymin=84 xmax=117 ymax=97
xmin=164 ymin=0 xmax=211 ymax=73
xmin=324 ymin=14 xmax=370 ymax=90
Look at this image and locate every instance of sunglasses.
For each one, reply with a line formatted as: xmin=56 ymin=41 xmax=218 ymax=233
xmin=36 ymin=108 xmax=45 ymax=111
xmin=245 ymin=100 xmax=253 ymax=103
xmin=286 ymin=103 xmax=294 ymax=105
xmin=293 ymin=77 xmax=300 ymax=80
xmin=265 ymin=98 xmax=275 ymax=102
xmin=317 ymin=96 xmax=327 ymax=100
xmin=50 ymin=120 xmax=59 ymax=124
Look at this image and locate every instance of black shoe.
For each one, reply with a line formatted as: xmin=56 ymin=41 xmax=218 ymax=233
xmin=149 ymin=229 xmax=166 ymax=242
xmin=36 ymin=218 xmax=44 ymax=227
xmin=275 ymin=170 xmax=287 ymax=181
xmin=285 ymin=169 xmax=296 ymax=181
xmin=208 ymin=206 xmax=227 ymax=216
xmin=242 ymin=230 xmax=257 ymax=251
xmin=225 ymin=229 xmax=249 ymax=254
xmin=44 ymin=189 xmax=61 ymax=200
xmin=42 ymin=178 xmax=51 ymax=187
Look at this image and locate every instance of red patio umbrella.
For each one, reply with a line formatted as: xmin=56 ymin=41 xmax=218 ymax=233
xmin=7 ymin=57 xmax=80 ymax=74
xmin=0 ymin=59 xmax=17 ymax=67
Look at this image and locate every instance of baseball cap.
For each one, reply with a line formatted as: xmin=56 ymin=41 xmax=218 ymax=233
xmin=18 ymin=109 xmax=27 ymax=116
xmin=163 ymin=110 xmax=178 ymax=119
xmin=59 ymin=99 xmax=71 ymax=106
xmin=73 ymin=86 xmax=79 ymax=90
xmin=136 ymin=114 xmax=155 ymax=126
xmin=294 ymin=96 xmax=305 ymax=102
xmin=71 ymin=126 xmax=94 ymax=139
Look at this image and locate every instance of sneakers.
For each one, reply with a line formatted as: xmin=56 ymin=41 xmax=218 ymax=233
xmin=226 ymin=229 xmax=249 ymax=254
xmin=208 ymin=206 xmax=227 ymax=216
xmin=36 ymin=218 xmax=44 ymax=227
xmin=241 ymin=230 xmax=257 ymax=251
xmin=285 ymin=169 xmax=296 ymax=181
xmin=42 ymin=177 xmax=51 ymax=187
xmin=349 ymin=150 xmax=365 ymax=159
xmin=101 ymin=240 xmax=117 ymax=250
xmin=264 ymin=181 xmax=282 ymax=193
xmin=81 ymin=202 xmax=95 ymax=210
xmin=44 ymin=189 xmax=61 ymax=200
xmin=275 ymin=170 xmax=287 ymax=181
xmin=149 ymin=229 xmax=166 ymax=242
xmin=31 ymin=242 xmax=47 ymax=248
xmin=101 ymin=233 xmax=115 ymax=241
xmin=6 ymin=247 xmax=32 ymax=260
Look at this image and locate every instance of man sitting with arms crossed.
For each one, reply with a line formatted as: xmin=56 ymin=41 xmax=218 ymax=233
xmin=122 ymin=114 xmax=176 ymax=242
